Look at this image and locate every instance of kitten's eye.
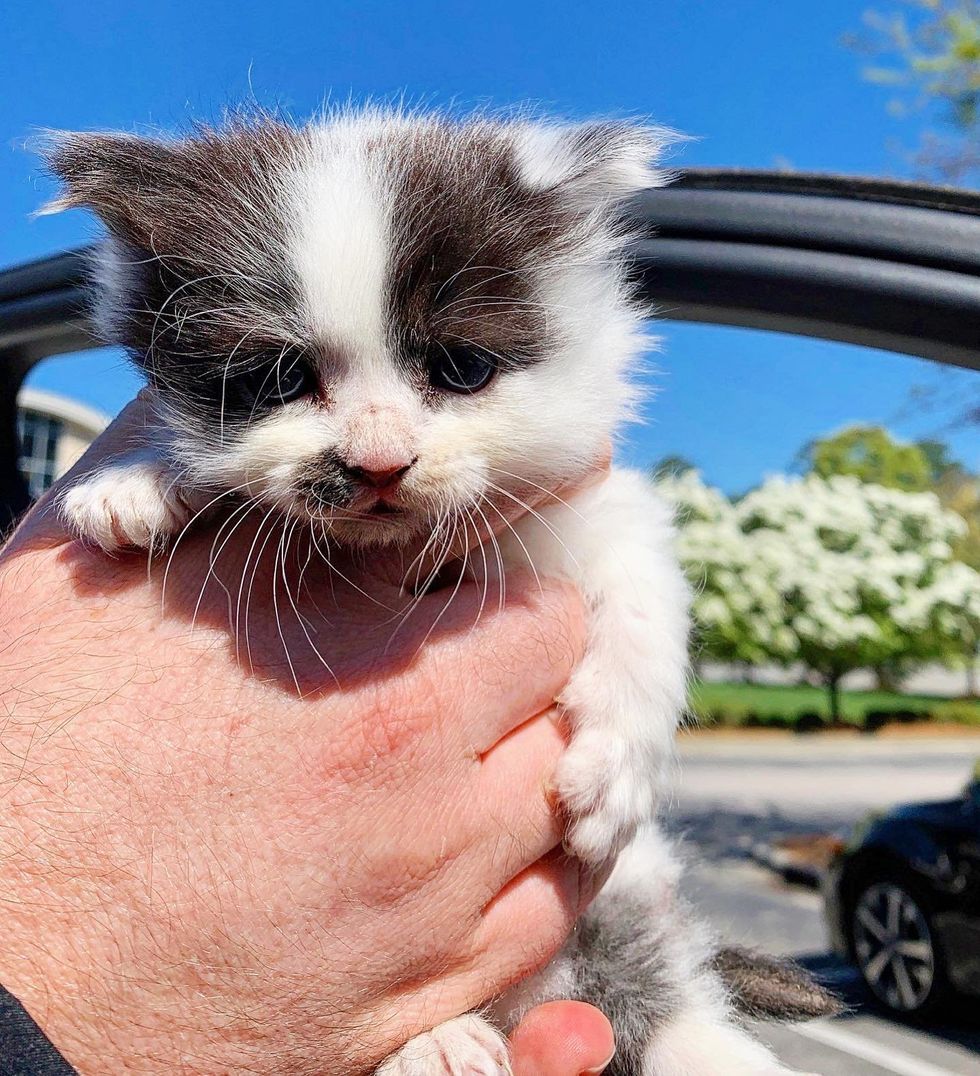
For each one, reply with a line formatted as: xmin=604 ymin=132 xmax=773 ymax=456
xmin=270 ymin=354 xmax=315 ymax=402
xmin=237 ymin=350 xmax=316 ymax=407
xmin=429 ymin=346 xmax=496 ymax=394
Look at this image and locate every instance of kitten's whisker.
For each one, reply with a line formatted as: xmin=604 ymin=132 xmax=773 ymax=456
xmin=243 ymin=504 xmax=288 ymax=678
xmin=484 ymin=479 xmax=582 ymax=572
xmin=272 ymin=514 xmax=303 ymax=696
xmin=487 ymin=466 xmax=592 ymax=525
xmin=305 ymin=518 xmax=398 ymax=613
xmin=438 ymin=335 xmax=516 ymax=371
xmin=147 ymin=272 xmax=233 ymax=354
xmin=472 ymin=498 xmax=506 ymax=616
xmin=295 ymin=526 xmax=337 ymax=629
xmin=160 ymin=479 xmax=255 ymax=612
xmin=395 ymin=504 xmax=449 ymax=606
xmin=410 ymin=506 xmax=472 ymax=662
xmin=279 ymin=516 xmax=340 ymax=687
xmin=190 ymin=496 xmax=263 ymax=631
xmin=310 ymin=522 xmax=340 ymax=606
xmin=480 ymin=495 xmax=543 ymax=597
xmin=234 ymin=504 xmax=280 ymax=670
xmin=296 ymin=525 xmax=317 ymax=596
xmin=431 ymin=229 xmax=514 ymax=303
xmin=437 ymin=294 xmax=574 ymax=319
xmin=385 ymin=499 xmax=460 ymax=649
xmin=468 ymin=503 xmax=491 ymax=629
xmin=219 ymin=326 xmax=264 ymax=446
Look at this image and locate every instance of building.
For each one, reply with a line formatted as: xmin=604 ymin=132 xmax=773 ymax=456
xmin=16 ymin=387 xmax=109 ymax=499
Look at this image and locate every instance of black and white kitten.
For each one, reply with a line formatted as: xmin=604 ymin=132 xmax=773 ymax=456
xmin=42 ymin=110 xmax=830 ymax=1075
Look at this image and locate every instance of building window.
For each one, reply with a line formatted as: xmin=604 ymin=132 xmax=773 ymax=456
xmin=17 ymin=408 xmax=63 ymax=499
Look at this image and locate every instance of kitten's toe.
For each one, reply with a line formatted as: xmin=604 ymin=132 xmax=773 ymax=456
xmin=556 ymin=730 xmax=651 ymax=867
xmin=376 ymin=1014 xmax=510 ymax=1075
xmin=60 ymin=458 xmax=194 ymax=553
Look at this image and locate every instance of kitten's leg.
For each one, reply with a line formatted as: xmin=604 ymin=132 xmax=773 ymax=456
xmin=59 ymin=447 xmax=203 ymax=553
xmin=495 ymin=829 xmax=820 ymax=1076
xmin=495 ymin=473 xmax=820 ymax=1072
xmin=375 ymin=1014 xmax=510 ymax=1076
xmin=504 ymin=468 xmax=690 ymax=865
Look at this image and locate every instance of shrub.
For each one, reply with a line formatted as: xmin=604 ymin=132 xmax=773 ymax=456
xmin=794 ymin=710 xmax=826 ymax=734
xmin=935 ymin=701 xmax=980 ymax=727
xmin=863 ymin=709 xmax=891 ymax=733
xmin=863 ymin=708 xmax=935 ymax=732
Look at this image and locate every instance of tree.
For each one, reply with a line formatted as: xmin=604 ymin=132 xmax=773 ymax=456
xmin=650 ymin=454 xmax=697 ymax=480
xmin=659 ymin=471 xmax=980 ymax=718
xmin=847 ymin=1 xmax=980 ymax=184
xmin=657 ymin=471 xmax=772 ymax=674
xmin=798 ymin=424 xmax=934 ymax=491
xmin=800 ymin=426 xmax=980 ymax=571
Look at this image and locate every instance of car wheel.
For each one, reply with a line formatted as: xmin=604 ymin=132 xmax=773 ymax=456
xmin=848 ymin=876 xmax=946 ymax=1017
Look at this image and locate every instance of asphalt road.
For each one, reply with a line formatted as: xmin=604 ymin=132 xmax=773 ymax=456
xmin=670 ymin=734 xmax=980 ymax=1076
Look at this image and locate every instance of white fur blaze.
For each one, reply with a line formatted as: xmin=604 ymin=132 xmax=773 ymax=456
xmin=289 ymin=124 xmax=391 ymax=362
xmin=375 ymin=1014 xmax=510 ymax=1076
xmin=59 ymin=452 xmax=194 ymax=553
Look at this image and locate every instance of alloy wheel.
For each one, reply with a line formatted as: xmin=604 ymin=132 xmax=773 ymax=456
xmin=852 ymin=881 xmax=935 ymax=1013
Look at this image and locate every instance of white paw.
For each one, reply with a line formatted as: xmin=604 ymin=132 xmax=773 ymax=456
xmin=60 ymin=455 xmax=193 ymax=553
xmin=556 ymin=727 xmax=653 ymax=867
xmin=376 ymin=1014 xmax=511 ymax=1075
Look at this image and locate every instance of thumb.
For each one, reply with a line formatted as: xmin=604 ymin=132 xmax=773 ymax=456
xmin=509 ymin=1001 xmax=615 ymax=1076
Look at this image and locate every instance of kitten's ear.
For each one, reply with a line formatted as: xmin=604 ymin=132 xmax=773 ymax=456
xmin=38 ymin=130 xmax=182 ymax=242
xmin=512 ymin=121 xmax=675 ymax=209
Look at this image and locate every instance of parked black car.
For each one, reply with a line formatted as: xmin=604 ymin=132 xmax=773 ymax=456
xmin=825 ymin=764 xmax=980 ymax=1017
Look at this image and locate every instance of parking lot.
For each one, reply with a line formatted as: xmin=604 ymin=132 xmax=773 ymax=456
xmin=672 ymin=734 xmax=980 ymax=1075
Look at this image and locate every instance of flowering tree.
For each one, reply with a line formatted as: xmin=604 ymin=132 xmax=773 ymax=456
xmin=656 ymin=472 xmax=774 ymax=672
xmin=658 ymin=471 xmax=980 ymax=719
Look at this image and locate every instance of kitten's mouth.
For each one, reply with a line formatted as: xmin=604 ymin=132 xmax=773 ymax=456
xmin=366 ymin=500 xmax=402 ymax=517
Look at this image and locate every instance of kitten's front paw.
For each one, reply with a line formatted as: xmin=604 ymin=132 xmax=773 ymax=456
xmin=376 ymin=1015 xmax=510 ymax=1076
xmin=556 ymin=728 xmax=653 ymax=867
xmin=60 ymin=456 xmax=195 ymax=553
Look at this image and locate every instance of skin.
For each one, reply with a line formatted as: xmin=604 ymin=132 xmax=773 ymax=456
xmin=0 ymin=402 xmax=614 ymax=1075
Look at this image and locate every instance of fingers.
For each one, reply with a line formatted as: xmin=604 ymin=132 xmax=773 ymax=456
xmin=473 ymin=848 xmax=586 ymax=989
xmin=471 ymin=708 xmax=566 ymax=892
xmin=510 ymin=1002 xmax=616 ymax=1076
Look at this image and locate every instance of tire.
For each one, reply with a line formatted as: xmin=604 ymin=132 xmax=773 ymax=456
xmin=846 ymin=871 xmax=949 ymax=1018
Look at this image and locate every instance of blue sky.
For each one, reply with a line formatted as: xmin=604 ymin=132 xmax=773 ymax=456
xmin=2 ymin=0 xmax=976 ymax=491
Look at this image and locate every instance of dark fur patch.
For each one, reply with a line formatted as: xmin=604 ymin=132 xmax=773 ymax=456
xmin=713 ymin=946 xmax=843 ymax=1022
xmin=295 ymin=450 xmax=357 ymax=511
xmin=383 ymin=121 xmax=581 ymax=382
xmin=44 ymin=118 xmax=311 ymax=432
xmin=569 ymin=897 xmax=840 ymax=1075
xmin=571 ymin=893 xmax=683 ymax=1076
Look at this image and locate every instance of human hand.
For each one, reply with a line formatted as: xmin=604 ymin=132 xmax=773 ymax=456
xmin=0 ymin=400 xmax=598 ymax=1074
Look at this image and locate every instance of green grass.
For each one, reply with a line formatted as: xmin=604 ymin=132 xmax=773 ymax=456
xmin=689 ymin=680 xmax=980 ymax=729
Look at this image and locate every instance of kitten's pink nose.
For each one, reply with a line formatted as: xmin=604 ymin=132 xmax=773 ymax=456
xmin=344 ymin=459 xmax=416 ymax=489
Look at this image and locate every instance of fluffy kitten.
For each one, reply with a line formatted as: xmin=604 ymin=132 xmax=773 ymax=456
xmin=42 ymin=110 xmax=831 ymax=1075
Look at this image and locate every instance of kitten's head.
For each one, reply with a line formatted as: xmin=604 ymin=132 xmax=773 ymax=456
xmin=43 ymin=109 xmax=668 ymax=546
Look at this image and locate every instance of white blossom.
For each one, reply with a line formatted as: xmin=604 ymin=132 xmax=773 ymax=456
xmin=658 ymin=471 xmax=980 ymax=680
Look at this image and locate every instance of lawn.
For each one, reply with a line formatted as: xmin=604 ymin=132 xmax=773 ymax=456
xmin=689 ymin=680 xmax=980 ymax=730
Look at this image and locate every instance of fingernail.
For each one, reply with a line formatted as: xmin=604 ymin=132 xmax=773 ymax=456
xmin=582 ymin=1048 xmax=615 ymax=1074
